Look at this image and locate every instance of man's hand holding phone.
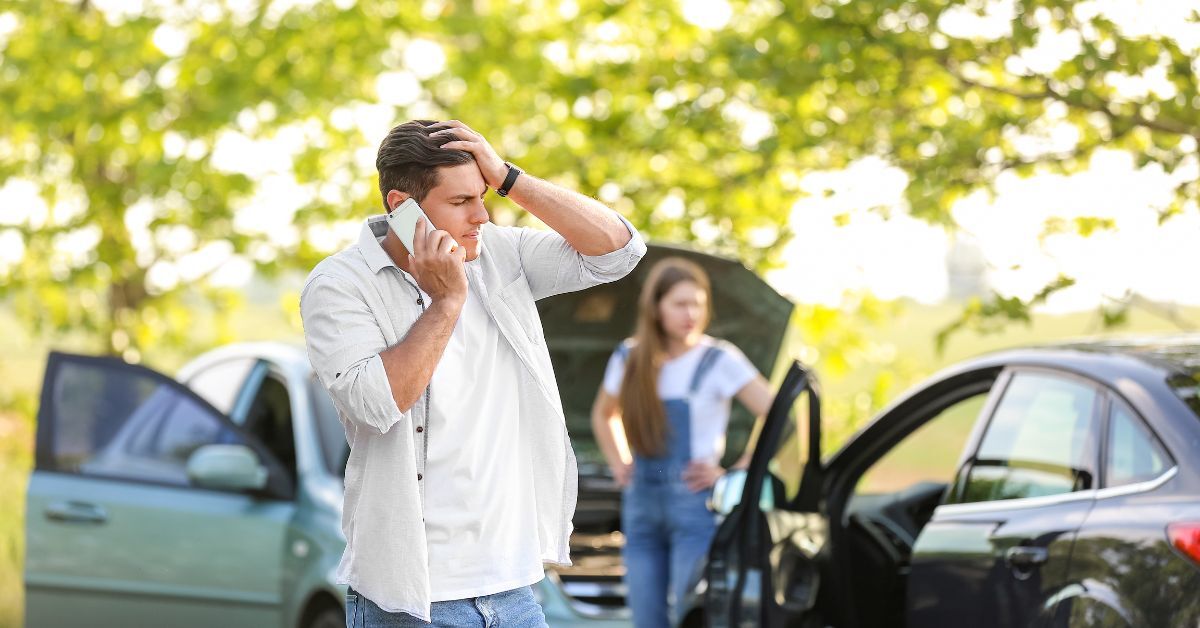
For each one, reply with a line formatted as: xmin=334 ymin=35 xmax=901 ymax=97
xmin=408 ymin=217 xmax=467 ymax=308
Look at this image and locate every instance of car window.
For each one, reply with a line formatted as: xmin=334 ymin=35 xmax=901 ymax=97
xmin=857 ymin=392 xmax=988 ymax=495
xmin=185 ymin=358 xmax=257 ymax=415
xmin=52 ymin=360 xmax=243 ymax=487
xmin=1106 ymin=400 xmax=1169 ymax=487
xmin=240 ymin=372 xmax=297 ymax=485
xmin=761 ymin=386 xmax=818 ymax=506
xmin=954 ymin=371 xmax=1099 ymax=504
xmin=310 ymin=375 xmax=349 ymax=476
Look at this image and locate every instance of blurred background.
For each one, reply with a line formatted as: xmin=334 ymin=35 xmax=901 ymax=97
xmin=1 ymin=0 xmax=1199 ymax=624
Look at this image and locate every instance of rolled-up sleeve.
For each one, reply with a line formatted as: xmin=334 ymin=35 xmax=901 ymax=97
xmin=300 ymin=273 xmax=406 ymax=436
xmin=516 ymin=212 xmax=647 ymax=300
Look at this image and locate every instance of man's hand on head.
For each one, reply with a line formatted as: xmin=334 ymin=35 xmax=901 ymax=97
xmin=428 ymin=120 xmax=509 ymax=191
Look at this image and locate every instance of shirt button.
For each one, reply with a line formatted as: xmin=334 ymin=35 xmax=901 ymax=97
xmin=417 ymin=473 xmax=423 ymax=480
xmin=416 ymin=425 xmax=424 ymax=433
xmin=416 ymin=297 xmax=424 ymax=306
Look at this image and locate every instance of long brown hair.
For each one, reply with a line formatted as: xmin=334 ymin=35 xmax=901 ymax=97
xmin=619 ymin=257 xmax=711 ymax=457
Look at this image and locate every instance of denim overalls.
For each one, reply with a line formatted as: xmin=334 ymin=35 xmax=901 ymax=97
xmin=618 ymin=344 xmax=724 ymax=628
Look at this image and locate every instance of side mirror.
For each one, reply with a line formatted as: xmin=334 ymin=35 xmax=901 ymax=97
xmin=709 ymin=468 xmax=775 ymax=516
xmin=187 ymin=444 xmax=268 ymax=492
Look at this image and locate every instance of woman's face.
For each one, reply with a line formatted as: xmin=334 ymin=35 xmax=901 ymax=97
xmin=657 ymin=280 xmax=708 ymax=343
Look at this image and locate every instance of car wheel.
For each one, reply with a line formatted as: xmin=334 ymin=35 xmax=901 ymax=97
xmin=305 ymin=605 xmax=344 ymax=628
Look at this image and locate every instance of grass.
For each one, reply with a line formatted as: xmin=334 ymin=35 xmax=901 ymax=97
xmin=0 ymin=410 xmax=32 ymax=628
xmin=0 ymin=295 xmax=1195 ymax=627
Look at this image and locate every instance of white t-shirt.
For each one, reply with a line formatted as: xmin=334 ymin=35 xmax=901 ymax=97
xmin=416 ymin=272 xmax=544 ymax=602
xmin=602 ymin=335 xmax=758 ymax=465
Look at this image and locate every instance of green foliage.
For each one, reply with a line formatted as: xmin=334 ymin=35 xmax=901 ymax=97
xmin=1 ymin=0 xmax=1196 ymax=357
xmin=0 ymin=409 xmax=32 ymax=626
xmin=935 ymin=274 xmax=1078 ymax=352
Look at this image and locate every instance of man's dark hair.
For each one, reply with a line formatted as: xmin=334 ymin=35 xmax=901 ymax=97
xmin=376 ymin=120 xmax=474 ymax=210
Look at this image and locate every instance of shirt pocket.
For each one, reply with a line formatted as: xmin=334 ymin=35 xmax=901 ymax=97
xmin=497 ymin=270 xmax=545 ymax=347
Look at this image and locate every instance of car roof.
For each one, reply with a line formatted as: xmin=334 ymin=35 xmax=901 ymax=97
xmin=176 ymin=341 xmax=311 ymax=383
xmin=920 ymin=334 xmax=1200 ymax=399
xmin=1054 ymin=335 xmax=1200 ymax=373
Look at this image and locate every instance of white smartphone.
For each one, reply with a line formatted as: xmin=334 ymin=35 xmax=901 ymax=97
xmin=386 ymin=197 xmax=435 ymax=253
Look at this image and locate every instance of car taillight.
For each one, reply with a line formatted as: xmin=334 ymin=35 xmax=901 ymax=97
xmin=1168 ymin=523 xmax=1200 ymax=565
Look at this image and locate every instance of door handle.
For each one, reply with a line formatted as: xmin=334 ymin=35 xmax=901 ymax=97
xmin=1004 ymin=545 xmax=1048 ymax=569
xmin=45 ymin=500 xmax=108 ymax=524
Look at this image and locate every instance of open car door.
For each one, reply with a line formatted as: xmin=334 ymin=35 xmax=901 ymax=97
xmin=705 ymin=361 xmax=827 ymax=628
xmin=24 ymin=351 xmax=296 ymax=627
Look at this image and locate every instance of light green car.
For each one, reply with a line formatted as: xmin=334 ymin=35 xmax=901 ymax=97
xmin=23 ymin=342 xmax=631 ymax=628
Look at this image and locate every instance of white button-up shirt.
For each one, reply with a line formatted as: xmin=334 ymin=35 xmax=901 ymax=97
xmin=299 ymin=212 xmax=646 ymax=621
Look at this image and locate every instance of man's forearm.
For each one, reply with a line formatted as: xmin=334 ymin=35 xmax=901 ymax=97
xmin=505 ymin=172 xmax=631 ymax=256
xmin=378 ymin=299 xmax=462 ymax=413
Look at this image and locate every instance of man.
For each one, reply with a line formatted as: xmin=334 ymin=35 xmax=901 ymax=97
xmin=300 ymin=119 xmax=646 ymax=627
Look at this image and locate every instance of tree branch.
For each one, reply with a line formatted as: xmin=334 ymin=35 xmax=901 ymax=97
xmin=944 ymin=60 xmax=1200 ymax=140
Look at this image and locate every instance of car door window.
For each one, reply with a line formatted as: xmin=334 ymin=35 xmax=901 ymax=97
xmin=1106 ymin=400 xmax=1170 ymax=487
xmin=765 ymin=393 xmax=813 ymax=506
xmin=857 ymin=392 xmax=988 ymax=495
xmin=240 ymin=371 xmax=297 ymax=486
xmin=50 ymin=359 xmax=242 ymax=486
xmin=954 ymin=371 xmax=1099 ymax=504
xmin=140 ymin=395 xmax=237 ymax=484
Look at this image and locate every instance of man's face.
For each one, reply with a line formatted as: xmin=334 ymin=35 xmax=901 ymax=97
xmin=403 ymin=162 xmax=491 ymax=261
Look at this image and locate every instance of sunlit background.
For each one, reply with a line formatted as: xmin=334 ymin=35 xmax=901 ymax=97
xmin=2 ymin=0 xmax=1199 ymax=623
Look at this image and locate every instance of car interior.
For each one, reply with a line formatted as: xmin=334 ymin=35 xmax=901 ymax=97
xmin=819 ymin=382 xmax=996 ymax=627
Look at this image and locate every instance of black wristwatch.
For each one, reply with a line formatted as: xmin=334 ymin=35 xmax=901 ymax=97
xmin=496 ymin=162 xmax=522 ymax=197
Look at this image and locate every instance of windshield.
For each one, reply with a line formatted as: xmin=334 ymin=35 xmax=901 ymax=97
xmin=309 ymin=375 xmax=350 ymax=476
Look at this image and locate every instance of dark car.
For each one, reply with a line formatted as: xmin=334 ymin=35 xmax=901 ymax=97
xmin=695 ymin=337 xmax=1200 ymax=627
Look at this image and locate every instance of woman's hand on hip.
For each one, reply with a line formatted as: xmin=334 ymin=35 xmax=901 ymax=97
xmin=682 ymin=460 xmax=724 ymax=492
xmin=611 ymin=461 xmax=634 ymax=488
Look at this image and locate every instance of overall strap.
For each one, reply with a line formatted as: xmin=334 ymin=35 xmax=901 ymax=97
xmin=688 ymin=345 xmax=724 ymax=395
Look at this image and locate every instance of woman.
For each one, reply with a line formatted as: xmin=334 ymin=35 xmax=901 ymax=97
xmin=591 ymin=257 xmax=774 ymax=627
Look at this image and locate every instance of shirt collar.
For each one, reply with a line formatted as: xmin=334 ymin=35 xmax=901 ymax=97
xmin=359 ymin=214 xmax=396 ymax=274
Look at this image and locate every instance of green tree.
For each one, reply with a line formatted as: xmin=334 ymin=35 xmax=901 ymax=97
xmin=1 ymin=0 xmax=1196 ymax=360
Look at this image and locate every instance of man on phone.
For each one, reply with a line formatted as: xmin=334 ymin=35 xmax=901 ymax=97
xmin=300 ymin=119 xmax=646 ymax=626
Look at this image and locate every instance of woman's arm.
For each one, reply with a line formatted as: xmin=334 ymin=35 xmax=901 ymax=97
xmin=590 ymin=388 xmax=634 ymax=486
xmin=730 ymin=374 xmax=774 ymax=469
xmin=682 ymin=372 xmax=774 ymax=491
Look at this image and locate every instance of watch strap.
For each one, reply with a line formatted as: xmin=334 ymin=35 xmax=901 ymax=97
xmin=496 ymin=163 xmax=521 ymax=197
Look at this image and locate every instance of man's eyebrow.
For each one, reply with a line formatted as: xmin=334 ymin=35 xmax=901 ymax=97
xmin=448 ymin=186 xmax=488 ymax=201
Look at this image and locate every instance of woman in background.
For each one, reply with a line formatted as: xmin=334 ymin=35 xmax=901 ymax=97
xmin=591 ymin=256 xmax=773 ymax=627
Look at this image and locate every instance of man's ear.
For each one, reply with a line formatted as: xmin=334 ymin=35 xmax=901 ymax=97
xmin=385 ymin=189 xmax=411 ymax=213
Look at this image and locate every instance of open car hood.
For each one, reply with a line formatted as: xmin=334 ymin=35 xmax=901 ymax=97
xmin=536 ymin=242 xmax=795 ymax=464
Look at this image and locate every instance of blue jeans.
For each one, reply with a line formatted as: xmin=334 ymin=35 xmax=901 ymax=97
xmin=621 ymin=476 xmax=717 ymax=627
xmin=344 ymin=585 xmax=547 ymax=628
